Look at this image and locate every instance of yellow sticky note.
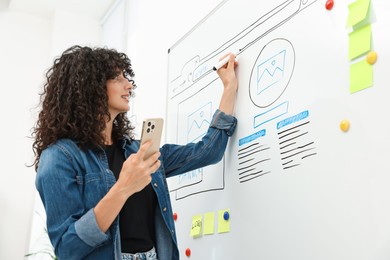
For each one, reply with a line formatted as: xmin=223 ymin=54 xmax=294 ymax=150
xmin=190 ymin=214 xmax=202 ymax=237
xmin=350 ymin=59 xmax=373 ymax=93
xmin=203 ymin=212 xmax=215 ymax=235
xmin=348 ymin=24 xmax=371 ymax=60
xmin=218 ymin=209 xmax=230 ymax=233
xmin=346 ymin=0 xmax=371 ymax=28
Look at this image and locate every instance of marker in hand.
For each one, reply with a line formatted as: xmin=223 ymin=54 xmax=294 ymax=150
xmin=212 ymin=50 xmax=241 ymax=71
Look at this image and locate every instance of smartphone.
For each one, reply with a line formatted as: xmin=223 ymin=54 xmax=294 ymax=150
xmin=140 ymin=118 xmax=164 ymax=159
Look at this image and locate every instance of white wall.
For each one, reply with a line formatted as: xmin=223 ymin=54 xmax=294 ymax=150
xmin=51 ymin=10 xmax=100 ymax=57
xmin=0 ymin=7 xmax=100 ymax=260
xmin=0 ymin=0 xmax=222 ymax=259
xmin=0 ymin=10 xmax=51 ymax=260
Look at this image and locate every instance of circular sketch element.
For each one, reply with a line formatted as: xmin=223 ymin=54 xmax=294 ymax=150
xmin=249 ymin=38 xmax=295 ymax=108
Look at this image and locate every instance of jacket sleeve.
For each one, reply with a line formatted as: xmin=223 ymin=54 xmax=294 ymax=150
xmin=35 ymin=144 xmax=111 ymax=260
xmin=161 ymin=109 xmax=237 ymax=177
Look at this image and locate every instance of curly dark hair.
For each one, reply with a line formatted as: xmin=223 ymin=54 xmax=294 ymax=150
xmin=32 ymin=45 xmax=136 ymax=170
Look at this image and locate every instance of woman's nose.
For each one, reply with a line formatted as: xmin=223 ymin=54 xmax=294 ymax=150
xmin=126 ymin=80 xmax=133 ymax=90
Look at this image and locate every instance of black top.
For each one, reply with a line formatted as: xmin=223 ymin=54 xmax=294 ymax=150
xmin=104 ymin=143 xmax=157 ymax=253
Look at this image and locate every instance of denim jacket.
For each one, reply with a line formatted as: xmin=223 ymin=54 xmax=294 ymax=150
xmin=36 ymin=109 xmax=237 ymax=260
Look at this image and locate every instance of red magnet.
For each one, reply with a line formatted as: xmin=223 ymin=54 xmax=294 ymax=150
xmin=173 ymin=212 xmax=178 ymax=221
xmin=325 ymin=0 xmax=334 ymax=10
xmin=185 ymin=248 xmax=191 ymax=257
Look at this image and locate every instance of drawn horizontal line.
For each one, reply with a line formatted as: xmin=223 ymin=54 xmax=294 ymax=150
xmin=238 ymin=142 xmax=260 ymax=152
xmin=283 ymin=164 xmax=300 ymax=170
xmin=239 ymin=171 xmax=271 ymax=183
xmin=282 ymin=159 xmax=293 ymax=165
xmin=279 ymin=131 xmax=308 ymax=145
xmin=297 ymin=141 xmax=314 ymax=149
xmin=238 ymin=158 xmax=271 ymax=171
xmin=302 ymin=152 xmax=317 ymax=159
xmin=280 ymin=142 xmax=296 ymax=150
xmin=278 ymin=129 xmax=299 ymax=139
xmin=281 ymin=147 xmax=315 ymax=160
xmin=238 ymin=158 xmax=255 ymax=165
xmin=277 ymin=120 xmax=310 ymax=135
xmin=238 ymin=144 xmax=264 ymax=156
xmin=239 ymin=170 xmax=263 ymax=179
xmin=238 ymin=147 xmax=270 ymax=160
xmin=238 ymin=168 xmax=256 ymax=176
xmin=280 ymin=141 xmax=314 ymax=155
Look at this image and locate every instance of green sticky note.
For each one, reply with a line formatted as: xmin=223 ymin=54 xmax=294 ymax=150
xmin=218 ymin=209 xmax=230 ymax=233
xmin=350 ymin=59 xmax=373 ymax=93
xmin=346 ymin=0 xmax=371 ymax=28
xmin=190 ymin=214 xmax=202 ymax=237
xmin=348 ymin=24 xmax=371 ymax=60
xmin=203 ymin=212 xmax=215 ymax=235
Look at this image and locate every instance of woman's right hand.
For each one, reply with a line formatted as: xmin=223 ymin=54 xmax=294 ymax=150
xmin=94 ymin=141 xmax=160 ymax=233
xmin=216 ymin=53 xmax=238 ymax=91
xmin=216 ymin=53 xmax=239 ymax=115
xmin=117 ymin=141 xmax=161 ymax=198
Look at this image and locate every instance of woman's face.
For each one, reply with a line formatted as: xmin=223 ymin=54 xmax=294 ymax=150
xmin=106 ymin=72 xmax=133 ymax=118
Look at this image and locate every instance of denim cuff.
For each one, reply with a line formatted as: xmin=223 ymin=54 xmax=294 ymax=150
xmin=210 ymin=109 xmax=237 ymax=136
xmin=75 ymin=208 xmax=110 ymax=247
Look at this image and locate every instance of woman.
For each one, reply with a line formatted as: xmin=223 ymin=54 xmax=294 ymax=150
xmin=32 ymin=45 xmax=238 ymax=260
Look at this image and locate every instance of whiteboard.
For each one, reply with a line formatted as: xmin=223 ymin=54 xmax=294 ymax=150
xmin=166 ymin=0 xmax=390 ymax=259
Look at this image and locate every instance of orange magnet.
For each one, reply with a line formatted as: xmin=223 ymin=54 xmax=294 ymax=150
xmin=366 ymin=51 xmax=377 ymax=65
xmin=340 ymin=119 xmax=350 ymax=132
xmin=325 ymin=0 xmax=334 ymax=10
xmin=173 ymin=212 xmax=178 ymax=221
